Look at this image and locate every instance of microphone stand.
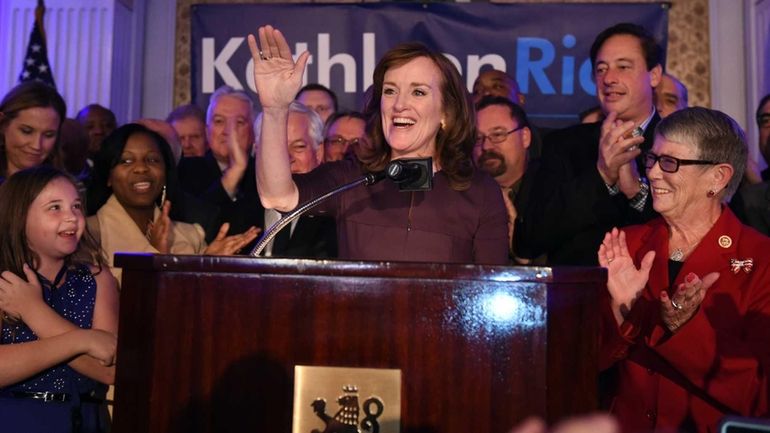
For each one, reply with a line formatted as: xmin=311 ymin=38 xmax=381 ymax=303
xmin=249 ymin=171 xmax=385 ymax=257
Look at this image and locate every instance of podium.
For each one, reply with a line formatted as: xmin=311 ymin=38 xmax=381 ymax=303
xmin=111 ymin=253 xmax=604 ymax=433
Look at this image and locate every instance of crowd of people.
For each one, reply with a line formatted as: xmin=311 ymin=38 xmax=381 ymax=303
xmin=0 ymin=19 xmax=768 ymax=433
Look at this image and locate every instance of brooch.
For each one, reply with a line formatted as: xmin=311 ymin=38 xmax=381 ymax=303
xmin=730 ymin=258 xmax=753 ymax=274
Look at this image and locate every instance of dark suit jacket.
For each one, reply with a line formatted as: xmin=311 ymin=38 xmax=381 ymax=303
xmin=514 ymin=114 xmax=660 ymax=265
xmin=271 ymin=215 xmax=338 ymax=258
xmin=730 ymin=181 xmax=770 ymax=236
xmin=178 ymin=151 xmax=337 ymax=257
xmin=177 ymin=151 xmax=264 ymax=249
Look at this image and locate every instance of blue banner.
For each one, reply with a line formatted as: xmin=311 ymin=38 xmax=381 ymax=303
xmin=191 ymin=3 xmax=668 ymax=128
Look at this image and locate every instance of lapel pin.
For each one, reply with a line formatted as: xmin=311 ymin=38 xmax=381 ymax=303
xmin=718 ymin=235 xmax=732 ymax=248
xmin=730 ymin=258 xmax=753 ymax=274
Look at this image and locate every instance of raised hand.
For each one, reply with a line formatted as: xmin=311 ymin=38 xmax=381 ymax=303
xmin=247 ymin=25 xmax=310 ymax=110
xmin=660 ymin=271 xmax=719 ymax=333
xmin=596 ymin=111 xmax=644 ymax=187
xmin=203 ymin=223 xmax=261 ymax=255
xmin=147 ymin=200 xmax=172 ymax=253
xmin=0 ymin=263 xmax=44 ymax=320
xmin=221 ymin=116 xmax=249 ymax=197
xmin=598 ymin=228 xmax=655 ymax=325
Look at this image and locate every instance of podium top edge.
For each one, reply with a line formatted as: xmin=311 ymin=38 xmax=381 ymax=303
xmin=113 ymin=253 xmax=606 ymax=284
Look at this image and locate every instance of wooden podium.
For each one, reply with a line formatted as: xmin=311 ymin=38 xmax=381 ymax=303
xmin=111 ymin=253 xmax=604 ymax=433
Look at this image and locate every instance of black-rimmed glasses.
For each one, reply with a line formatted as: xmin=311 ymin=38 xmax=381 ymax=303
xmin=475 ymin=125 xmax=525 ymax=146
xmin=643 ymin=151 xmax=718 ymax=173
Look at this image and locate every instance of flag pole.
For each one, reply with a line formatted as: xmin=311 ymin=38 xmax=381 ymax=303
xmin=36 ymin=0 xmax=47 ymax=47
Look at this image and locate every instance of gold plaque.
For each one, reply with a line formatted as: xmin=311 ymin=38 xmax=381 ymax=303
xmin=292 ymin=365 xmax=401 ymax=433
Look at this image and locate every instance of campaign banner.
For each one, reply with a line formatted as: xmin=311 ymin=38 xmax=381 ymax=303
xmin=191 ymin=3 xmax=668 ymax=128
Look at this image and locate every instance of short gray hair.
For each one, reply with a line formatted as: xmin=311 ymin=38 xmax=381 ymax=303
xmin=655 ymin=107 xmax=747 ymax=200
xmin=206 ymin=85 xmax=256 ymax=125
xmin=253 ymin=101 xmax=324 ymax=151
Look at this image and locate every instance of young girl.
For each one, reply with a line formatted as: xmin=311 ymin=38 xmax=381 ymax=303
xmin=0 ymin=166 xmax=118 ymax=433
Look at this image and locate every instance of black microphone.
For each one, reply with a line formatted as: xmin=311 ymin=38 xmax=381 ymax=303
xmin=386 ymin=160 xmax=423 ymax=183
xmin=385 ymin=157 xmax=433 ymax=191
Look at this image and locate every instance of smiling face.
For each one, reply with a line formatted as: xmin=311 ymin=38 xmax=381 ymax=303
xmin=3 ymin=106 xmax=60 ymax=176
xmin=594 ymin=34 xmax=661 ymax=125
xmin=381 ymin=56 xmax=445 ymax=160
xmin=26 ymin=177 xmax=84 ymax=265
xmin=287 ymin=111 xmax=320 ymax=174
xmin=648 ymin=136 xmax=715 ymax=221
xmin=108 ymin=132 xmax=166 ymax=213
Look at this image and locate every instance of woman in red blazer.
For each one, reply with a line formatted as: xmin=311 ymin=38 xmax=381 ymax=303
xmin=598 ymin=107 xmax=770 ymax=433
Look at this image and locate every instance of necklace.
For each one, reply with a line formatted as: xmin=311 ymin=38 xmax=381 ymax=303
xmin=670 ymin=248 xmax=685 ymax=262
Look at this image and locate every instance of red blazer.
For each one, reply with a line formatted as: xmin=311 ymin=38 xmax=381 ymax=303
xmin=600 ymin=208 xmax=770 ymax=433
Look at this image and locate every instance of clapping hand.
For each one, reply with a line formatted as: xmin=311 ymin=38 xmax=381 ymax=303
xmin=147 ymin=200 xmax=172 ymax=253
xmin=598 ymin=228 xmax=655 ymax=325
xmin=203 ymin=223 xmax=261 ymax=255
xmin=0 ymin=263 xmax=44 ymax=321
xmin=596 ymin=111 xmax=644 ymax=187
xmin=247 ymin=25 xmax=310 ymax=110
xmin=660 ymin=271 xmax=719 ymax=333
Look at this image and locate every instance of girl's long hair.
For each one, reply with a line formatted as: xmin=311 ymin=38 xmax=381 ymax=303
xmin=0 ymin=166 xmax=106 ymax=278
xmin=0 ymin=82 xmax=67 ymax=177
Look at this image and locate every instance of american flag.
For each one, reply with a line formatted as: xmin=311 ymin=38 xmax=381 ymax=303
xmin=18 ymin=0 xmax=56 ymax=88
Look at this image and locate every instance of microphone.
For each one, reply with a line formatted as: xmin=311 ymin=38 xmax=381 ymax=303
xmin=250 ymin=170 xmax=386 ymax=257
xmin=385 ymin=157 xmax=433 ymax=191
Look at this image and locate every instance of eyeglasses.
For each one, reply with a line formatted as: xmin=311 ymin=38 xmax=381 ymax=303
xmin=324 ymin=136 xmax=364 ymax=148
xmin=643 ymin=151 xmax=718 ymax=173
xmin=475 ymin=125 xmax=525 ymax=146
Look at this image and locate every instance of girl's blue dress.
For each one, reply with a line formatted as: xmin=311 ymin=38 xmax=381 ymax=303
xmin=0 ymin=264 xmax=109 ymax=433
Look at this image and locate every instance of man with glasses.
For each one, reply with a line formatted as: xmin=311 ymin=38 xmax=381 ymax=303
xmin=474 ymin=96 xmax=532 ymax=262
xmin=322 ymin=111 xmax=367 ymax=162
xmin=515 ymin=23 xmax=662 ymax=266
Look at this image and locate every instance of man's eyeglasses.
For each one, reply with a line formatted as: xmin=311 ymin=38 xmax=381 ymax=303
xmin=324 ymin=136 xmax=363 ymax=148
xmin=475 ymin=125 xmax=525 ymax=146
xmin=643 ymin=151 xmax=718 ymax=173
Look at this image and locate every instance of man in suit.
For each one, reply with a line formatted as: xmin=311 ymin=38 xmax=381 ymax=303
xmin=730 ymin=93 xmax=770 ymax=235
xmin=515 ymin=23 xmax=663 ymax=266
xmin=254 ymin=101 xmax=337 ymax=258
xmin=177 ymin=85 xmax=264 ymax=247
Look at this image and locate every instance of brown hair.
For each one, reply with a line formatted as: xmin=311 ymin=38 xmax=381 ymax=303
xmin=0 ymin=82 xmax=66 ymax=177
xmin=0 ymin=166 xmax=106 ymax=279
xmin=361 ymin=43 xmax=475 ymax=191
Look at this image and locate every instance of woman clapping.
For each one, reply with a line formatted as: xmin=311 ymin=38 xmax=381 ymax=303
xmin=598 ymin=107 xmax=770 ymax=432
